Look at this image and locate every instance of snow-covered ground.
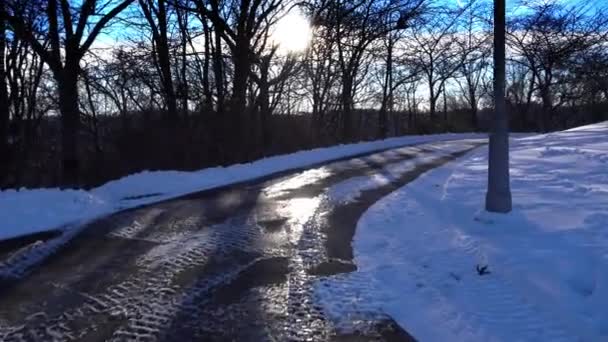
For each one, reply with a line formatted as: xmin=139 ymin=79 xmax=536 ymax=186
xmin=315 ymin=121 xmax=608 ymax=341
xmin=0 ymin=133 xmax=483 ymax=241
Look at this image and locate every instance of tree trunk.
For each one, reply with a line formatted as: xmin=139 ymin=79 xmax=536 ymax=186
xmin=158 ymin=44 xmax=177 ymax=119
xmin=468 ymin=85 xmax=478 ymax=130
xmin=258 ymin=56 xmax=272 ymax=153
xmin=259 ymin=85 xmax=270 ymax=153
xmin=378 ymin=37 xmax=393 ymax=139
xmin=58 ymin=71 xmax=81 ymax=186
xmin=540 ymin=86 xmax=552 ymax=133
xmin=228 ymin=36 xmax=250 ymax=158
xmin=311 ymin=84 xmax=324 ymax=142
xmin=141 ymin=0 xmax=177 ymax=120
xmin=428 ymin=80 xmax=436 ymax=120
xmin=232 ymin=61 xmax=248 ymax=115
xmin=177 ymin=8 xmax=189 ymax=113
xmin=201 ymin=19 xmax=212 ymax=111
xmin=213 ymin=30 xmax=224 ymax=114
xmin=408 ymin=108 xmax=414 ymax=131
xmin=378 ymin=104 xmax=388 ymax=139
xmin=442 ymin=85 xmax=448 ymax=128
xmin=341 ymin=76 xmax=354 ymax=142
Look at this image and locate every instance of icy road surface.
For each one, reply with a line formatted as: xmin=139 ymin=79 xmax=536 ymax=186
xmin=0 ymin=140 xmax=482 ymax=341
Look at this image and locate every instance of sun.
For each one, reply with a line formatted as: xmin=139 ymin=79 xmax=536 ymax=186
xmin=272 ymin=10 xmax=312 ymax=54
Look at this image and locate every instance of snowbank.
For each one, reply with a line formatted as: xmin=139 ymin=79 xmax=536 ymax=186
xmin=316 ymin=121 xmax=608 ymax=341
xmin=0 ymin=133 xmax=484 ymax=241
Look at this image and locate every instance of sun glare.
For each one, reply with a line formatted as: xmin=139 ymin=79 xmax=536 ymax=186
xmin=272 ymin=10 xmax=312 ymax=54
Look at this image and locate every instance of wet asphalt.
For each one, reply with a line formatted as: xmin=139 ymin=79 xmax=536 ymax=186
xmin=0 ymin=140 xmax=483 ymax=342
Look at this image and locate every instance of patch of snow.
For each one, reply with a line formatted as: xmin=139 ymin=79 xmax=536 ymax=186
xmin=0 ymin=133 xmax=485 ymax=241
xmin=315 ymin=121 xmax=608 ymax=341
xmin=0 ymin=189 xmax=112 ymax=239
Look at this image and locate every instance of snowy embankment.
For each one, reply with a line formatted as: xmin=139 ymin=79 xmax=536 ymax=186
xmin=0 ymin=133 xmax=484 ymax=241
xmin=316 ymin=122 xmax=608 ymax=341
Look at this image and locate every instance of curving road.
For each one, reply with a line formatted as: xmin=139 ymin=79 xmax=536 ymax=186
xmin=0 ymin=140 xmax=482 ymax=342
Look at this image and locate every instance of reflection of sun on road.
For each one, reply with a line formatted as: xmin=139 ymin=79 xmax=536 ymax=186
xmin=279 ymin=197 xmax=322 ymax=244
xmin=265 ymin=168 xmax=331 ymax=197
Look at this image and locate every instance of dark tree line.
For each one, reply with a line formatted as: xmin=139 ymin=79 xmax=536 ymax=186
xmin=0 ymin=0 xmax=606 ymax=188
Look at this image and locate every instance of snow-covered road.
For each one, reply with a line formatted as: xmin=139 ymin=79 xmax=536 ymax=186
xmin=0 ymin=140 xmax=482 ymax=341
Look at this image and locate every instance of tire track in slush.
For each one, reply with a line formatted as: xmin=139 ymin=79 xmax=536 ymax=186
xmin=0 ymin=140 xmax=482 ymax=341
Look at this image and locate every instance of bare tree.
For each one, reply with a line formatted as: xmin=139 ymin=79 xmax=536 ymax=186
xmin=506 ymin=61 xmax=536 ymax=130
xmin=377 ymin=30 xmax=421 ymax=138
xmin=5 ymin=0 xmax=133 ymax=185
xmin=322 ymin=0 xmax=422 ymax=141
xmin=508 ymin=2 xmax=608 ymax=131
xmin=250 ymin=46 xmax=299 ymax=152
xmin=575 ymin=48 xmax=608 ymax=122
xmin=455 ymin=0 xmax=491 ymax=130
xmin=303 ymin=21 xmax=338 ymax=139
xmin=139 ymin=0 xmax=179 ymax=120
xmin=187 ymin=0 xmax=286 ymax=158
xmin=407 ymin=5 xmax=464 ymax=122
